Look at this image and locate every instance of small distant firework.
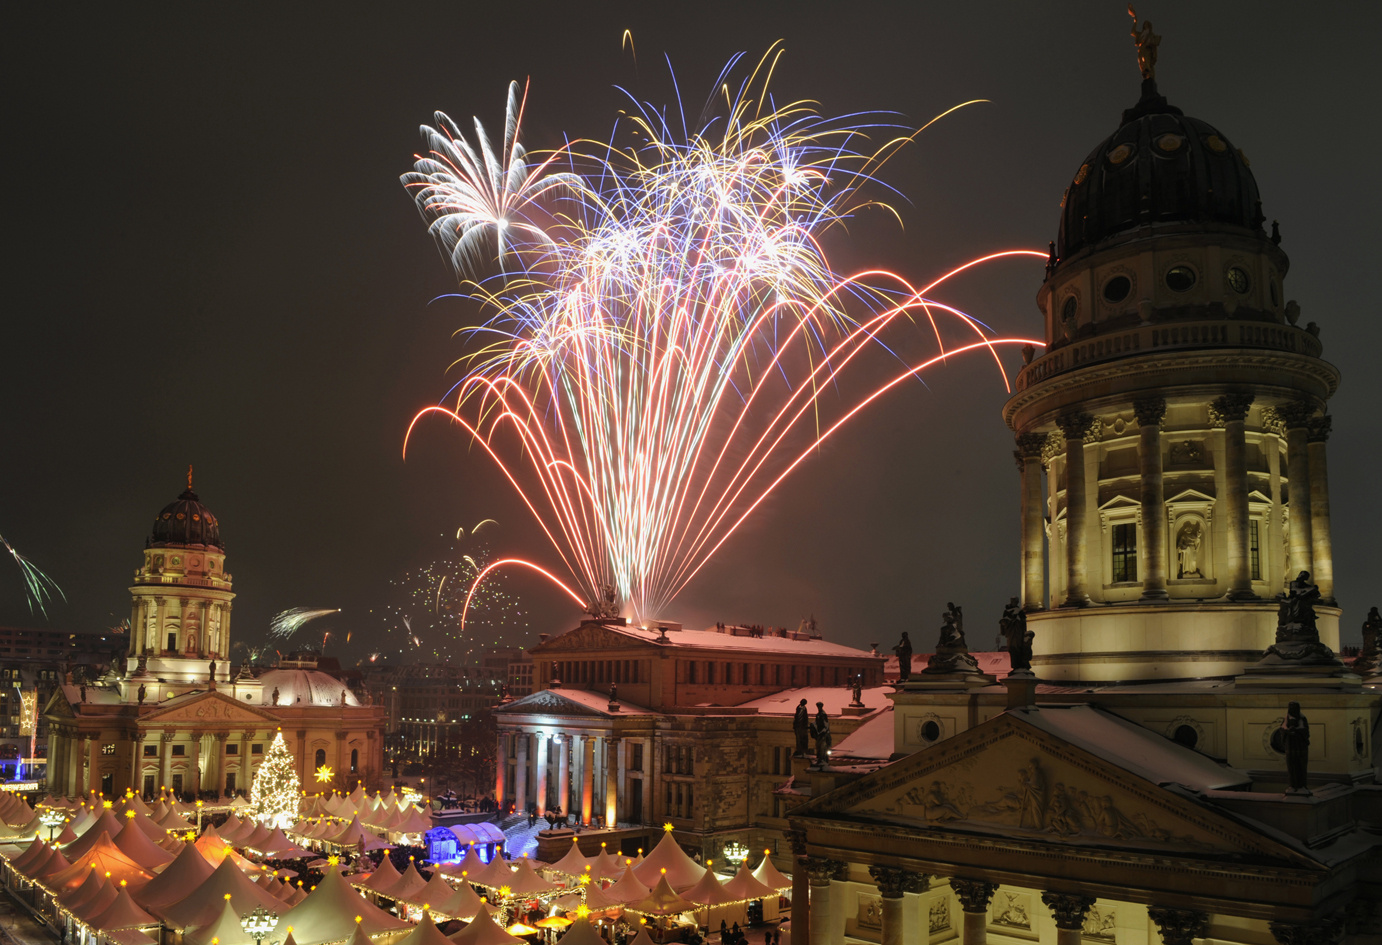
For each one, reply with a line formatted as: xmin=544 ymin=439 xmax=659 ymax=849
xmin=1 ymin=531 xmax=65 ymax=619
xmin=269 ymin=607 xmax=340 ymax=640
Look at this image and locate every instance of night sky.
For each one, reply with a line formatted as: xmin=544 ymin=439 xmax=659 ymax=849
xmin=4 ymin=3 xmax=1378 ymax=662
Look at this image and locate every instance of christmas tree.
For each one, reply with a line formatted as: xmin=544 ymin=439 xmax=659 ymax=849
xmin=250 ymin=729 xmax=301 ymax=828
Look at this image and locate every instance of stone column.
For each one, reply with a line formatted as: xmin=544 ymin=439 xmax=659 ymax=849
xmin=515 ymin=734 xmax=529 ymax=813
xmin=1279 ymin=403 xmax=1314 ymax=580
xmin=952 ymin=878 xmax=997 ymax=945
xmin=557 ymin=735 xmax=571 ymax=818
xmin=1057 ymin=414 xmax=1096 ymax=606
xmin=214 ymin=733 xmax=228 ymax=797
xmin=494 ymin=733 xmax=507 ymax=808
xmin=160 ymin=732 xmax=173 ymax=794
xmin=130 ymin=734 xmax=144 ymax=794
xmin=154 ymin=597 xmax=167 ymax=654
xmin=1148 ymin=907 xmax=1210 ymax=945
xmin=1212 ymin=394 xmax=1255 ymax=598
xmin=581 ymin=734 xmax=595 ymax=825
xmin=1134 ymin=397 xmax=1168 ymax=599
xmin=868 ymin=867 xmax=927 ymax=945
xmin=641 ymin=736 xmax=654 ymax=823
xmin=534 ymin=734 xmax=549 ymax=814
xmin=85 ymin=737 xmax=99 ymax=796
xmin=615 ymin=737 xmax=628 ymax=824
xmin=1306 ymin=417 xmax=1335 ymax=602
xmin=604 ymin=737 xmax=618 ymax=826
xmin=189 ymin=731 xmax=204 ymax=796
xmin=220 ymin=603 xmax=233 ymax=652
xmin=1041 ymin=892 xmax=1093 ymax=945
xmin=807 ymin=857 xmax=845 ymax=945
xmin=1016 ymin=433 xmax=1048 ymax=611
xmin=786 ymin=830 xmax=810 ymax=945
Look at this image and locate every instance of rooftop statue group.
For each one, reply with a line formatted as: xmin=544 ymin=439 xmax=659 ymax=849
xmin=792 ymin=698 xmax=832 ymax=767
xmin=891 ymin=597 xmax=1035 ymax=683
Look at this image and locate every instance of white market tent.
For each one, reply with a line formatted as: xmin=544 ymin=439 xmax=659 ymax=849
xmin=631 ymin=834 xmax=705 ymax=892
xmin=277 ymin=867 xmax=412 ymax=945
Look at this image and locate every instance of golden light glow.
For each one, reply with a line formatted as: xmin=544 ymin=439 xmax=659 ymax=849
xmin=315 ymin=765 xmax=335 ymax=783
xmin=662 ymin=822 xmax=673 ymax=832
xmin=498 ymin=885 xmax=512 ymax=898
xmin=575 ymin=905 xmax=590 ymax=919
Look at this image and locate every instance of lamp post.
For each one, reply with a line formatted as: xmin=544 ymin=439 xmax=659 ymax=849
xmin=196 ymin=799 xmax=204 ymax=830
xmin=241 ymin=906 xmax=280 ymax=945
xmin=39 ymin=810 xmax=63 ymax=843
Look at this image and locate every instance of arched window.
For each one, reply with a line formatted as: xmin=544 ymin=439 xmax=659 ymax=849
xmin=314 ymin=748 xmax=326 ymax=769
xmin=350 ymin=749 xmax=358 ymax=773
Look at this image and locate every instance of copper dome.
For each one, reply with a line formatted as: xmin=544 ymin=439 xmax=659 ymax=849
xmin=151 ymin=487 xmax=223 ymax=550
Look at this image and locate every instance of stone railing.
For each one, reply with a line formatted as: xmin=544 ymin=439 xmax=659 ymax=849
xmin=1015 ymin=320 xmax=1323 ymax=392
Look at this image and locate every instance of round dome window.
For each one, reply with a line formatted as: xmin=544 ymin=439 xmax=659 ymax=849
xmin=1102 ymin=276 xmax=1131 ymax=303
xmin=920 ymin=720 xmax=941 ymax=743
xmin=1165 ymin=266 xmax=1197 ymax=292
xmin=1227 ymin=267 xmax=1250 ymax=294
xmin=1173 ymin=725 xmax=1199 ymax=749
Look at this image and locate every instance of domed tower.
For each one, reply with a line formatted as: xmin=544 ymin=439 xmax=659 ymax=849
xmin=127 ymin=468 xmax=236 ymax=687
xmin=1002 ymin=47 xmax=1339 ymax=681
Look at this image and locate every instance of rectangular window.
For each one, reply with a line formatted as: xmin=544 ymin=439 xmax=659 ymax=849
xmin=143 ymin=774 xmax=155 ymax=796
xmin=1249 ymin=520 xmax=1262 ymax=580
xmin=226 ymin=744 xmax=238 ymax=755
xmin=631 ymin=744 xmax=643 ymax=771
xmin=1111 ymin=522 xmax=1138 ymax=583
xmin=251 ymin=744 xmax=263 ymax=755
xmin=171 ymin=744 xmax=185 ymax=756
xmin=143 ymin=745 xmax=157 ymax=757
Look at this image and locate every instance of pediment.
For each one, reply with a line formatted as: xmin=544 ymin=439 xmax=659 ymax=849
xmin=534 ymin=623 xmax=654 ymax=653
xmin=42 ymin=689 xmax=75 ymax=719
xmin=141 ymin=690 xmax=280 ymax=726
xmin=797 ymin=712 xmax=1307 ymax=865
xmin=1098 ymin=494 xmax=1140 ymax=512
xmin=1166 ymin=487 xmax=1215 ymax=505
xmin=493 ymin=689 xmax=609 ymax=718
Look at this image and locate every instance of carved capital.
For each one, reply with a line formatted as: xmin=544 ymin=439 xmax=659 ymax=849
xmin=1132 ymin=396 xmax=1167 ymax=428
xmin=1041 ymin=431 xmax=1065 ymax=465
xmin=868 ymin=865 xmax=906 ymax=899
xmin=1208 ymin=393 xmax=1254 ymax=426
xmin=161 ymin=732 xmax=176 ymax=743
xmin=1269 ymin=915 xmax=1344 ymax=945
xmin=901 ymin=871 xmax=930 ymax=894
xmin=806 ymin=856 xmax=847 ymax=885
xmin=1148 ymin=907 xmax=1210 ymax=945
xmin=1260 ymin=407 xmax=1287 ymax=437
xmin=1056 ymin=413 xmax=1097 ymax=443
xmin=1275 ymin=400 xmax=1316 ymax=430
xmin=783 ymin=827 xmax=808 ymax=859
xmin=1016 ymin=432 xmax=1048 ymax=459
xmin=1041 ymin=892 xmax=1095 ymax=931
xmin=1306 ymin=415 xmax=1332 ymax=443
xmin=951 ymin=877 xmax=998 ymax=914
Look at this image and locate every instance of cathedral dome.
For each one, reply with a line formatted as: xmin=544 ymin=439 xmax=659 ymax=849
xmin=151 ymin=487 xmax=223 ymax=550
xmin=1056 ymin=80 xmax=1265 ymax=261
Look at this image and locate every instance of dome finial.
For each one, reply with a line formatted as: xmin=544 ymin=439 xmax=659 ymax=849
xmin=1128 ymin=4 xmax=1161 ymax=80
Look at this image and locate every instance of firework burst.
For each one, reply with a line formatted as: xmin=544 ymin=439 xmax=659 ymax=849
xmin=269 ymin=607 xmax=340 ymax=641
xmin=403 ymin=47 xmax=1043 ymax=623
xmin=1 ymin=531 xmax=65 ymax=619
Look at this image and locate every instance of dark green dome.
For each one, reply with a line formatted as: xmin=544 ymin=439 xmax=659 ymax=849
xmin=1057 ymin=79 xmax=1265 ymax=261
xmin=151 ymin=487 xmax=223 ymax=550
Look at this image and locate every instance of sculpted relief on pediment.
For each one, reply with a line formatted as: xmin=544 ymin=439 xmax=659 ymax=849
xmin=855 ymin=747 xmax=1223 ymax=852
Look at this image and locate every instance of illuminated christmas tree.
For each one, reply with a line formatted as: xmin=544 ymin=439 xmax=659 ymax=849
xmin=250 ymin=729 xmax=300 ymax=828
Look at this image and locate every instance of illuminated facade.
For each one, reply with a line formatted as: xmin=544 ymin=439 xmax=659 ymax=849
xmin=782 ymin=55 xmax=1381 ymax=945
xmin=43 ymin=481 xmax=387 ymax=798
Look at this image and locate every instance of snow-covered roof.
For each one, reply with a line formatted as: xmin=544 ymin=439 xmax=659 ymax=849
xmin=258 ymin=669 xmax=360 ymax=707
xmin=1014 ymin=705 xmax=1250 ymax=792
xmin=830 ymin=708 xmax=895 ymax=760
xmin=739 ymin=686 xmax=891 ymax=716
xmin=555 ymin=623 xmax=879 ymax=660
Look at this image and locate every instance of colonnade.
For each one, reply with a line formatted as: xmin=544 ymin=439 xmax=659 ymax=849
xmin=497 ymin=730 xmax=651 ymax=826
xmin=130 ymin=595 xmax=234 ymax=659
xmin=1014 ymin=396 xmax=1336 ymax=609
xmin=795 ymin=854 xmax=1326 ymax=945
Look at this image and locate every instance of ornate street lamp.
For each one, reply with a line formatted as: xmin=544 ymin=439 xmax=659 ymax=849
xmin=240 ymin=906 xmax=280 ymax=945
xmin=39 ymin=810 xmax=64 ymax=843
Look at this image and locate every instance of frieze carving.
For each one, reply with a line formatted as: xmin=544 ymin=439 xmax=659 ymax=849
xmin=498 ymin=689 xmax=610 ymax=717
xmin=855 ymin=895 xmax=882 ymax=932
xmin=928 ymin=897 xmax=951 ymax=934
xmin=991 ymin=891 xmax=1031 ymax=930
xmin=864 ymin=755 xmax=1214 ymax=850
xmin=1168 ymin=440 xmax=1203 ymax=465
xmin=1148 ymin=907 xmax=1210 ymax=945
xmin=951 ymin=878 xmax=997 ymax=914
xmin=1083 ymin=904 xmax=1118 ymax=942
xmin=1041 ymin=892 xmax=1095 ymax=931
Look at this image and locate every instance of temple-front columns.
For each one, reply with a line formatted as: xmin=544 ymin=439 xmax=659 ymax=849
xmin=1041 ymin=892 xmax=1094 ymax=945
xmin=603 ymin=736 xmax=618 ymax=825
xmin=868 ymin=868 xmax=926 ymax=945
xmin=1307 ymin=416 xmax=1335 ymax=602
xmin=557 ymin=735 xmax=571 ymax=817
xmin=494 ymin=733 xmax=506 ymax=807
xmin=1211 ymin=394 xmax=1255 ymax=598
xmin=786 ymin=830 xmax=810 ymax=945
xmin=951 ymin=878 xmax=996 ymax=945
xmin=1268 ymin=914 xmax=1345 ymax=945
xmin=1133 ymin=397 xmax=1168 ymax=599
xmin=1148 ymin=907 xmax=1210 ymax=945
xmin=1057 ymin=414 xmax=1096 ymax=606
xmin=1280 ymin=402 xmax=1314 ymax=580
xmin=1016 ymin=433 xmax=1048 ymax=611
xmin=534 ymin=734 xmax=549 ymax=814
xmin=514 ymin=734 xmax=529 ymax=813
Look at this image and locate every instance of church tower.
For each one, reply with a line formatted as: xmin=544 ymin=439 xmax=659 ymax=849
xmin=126 ymin=469 xmax=236 ymax=688
xmin=1003 ymin=66 xmax=1340 ymax=682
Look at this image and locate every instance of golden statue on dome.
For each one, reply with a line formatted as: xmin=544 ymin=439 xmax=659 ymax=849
xmin=1128 ymin=4 xmax=1161 ymax=79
